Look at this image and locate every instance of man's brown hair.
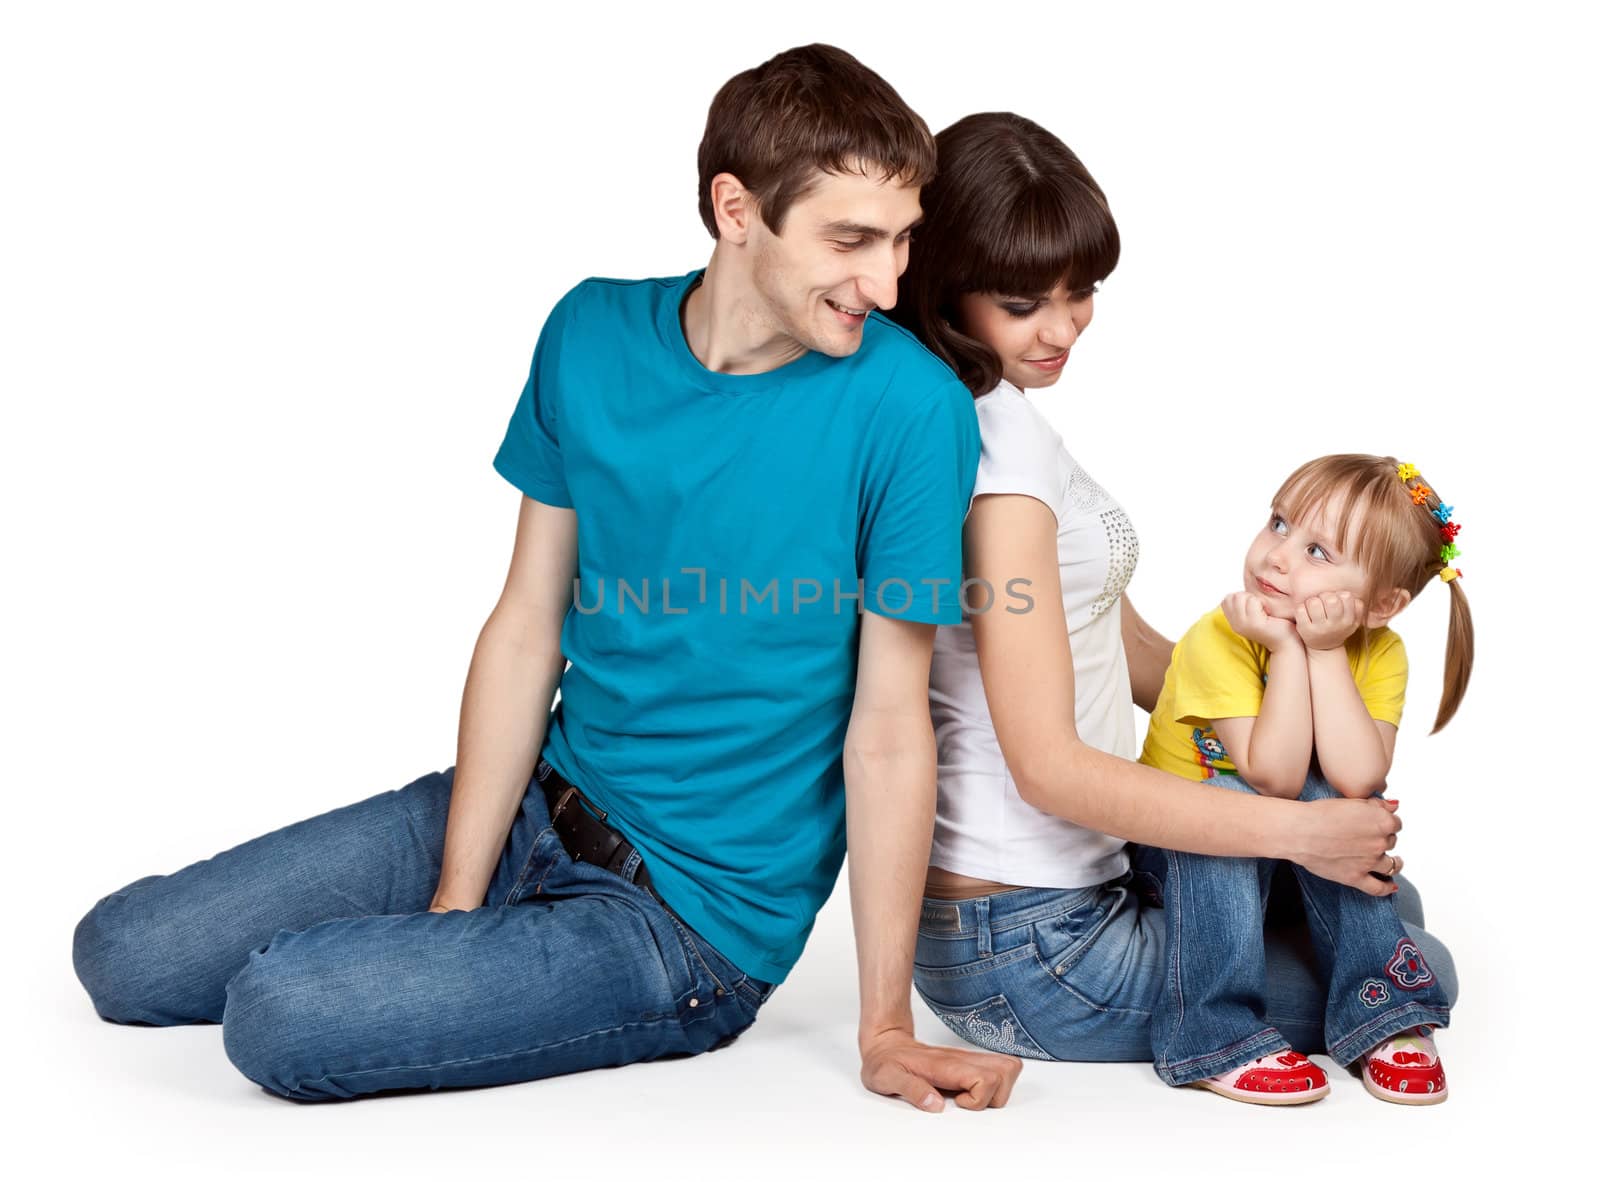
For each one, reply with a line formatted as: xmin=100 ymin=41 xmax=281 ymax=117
xmin=696 ymin=44 xmax=936 ymax=238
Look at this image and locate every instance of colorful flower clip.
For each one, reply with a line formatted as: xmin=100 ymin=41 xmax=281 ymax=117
xmin=1398 ymin=461 xmax=1465 ymax=585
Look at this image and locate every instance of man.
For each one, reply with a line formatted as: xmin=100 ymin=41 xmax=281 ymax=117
xmin=73 ymin=44 xmax=1021 ymax=1112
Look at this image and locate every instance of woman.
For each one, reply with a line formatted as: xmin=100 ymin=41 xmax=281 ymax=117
xmin=886 ymin=113 xmax=1457 ymax=1080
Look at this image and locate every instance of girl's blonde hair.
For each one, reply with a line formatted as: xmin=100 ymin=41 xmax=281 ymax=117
xmin=1274 ymin=454 xmax=1474 ymax=733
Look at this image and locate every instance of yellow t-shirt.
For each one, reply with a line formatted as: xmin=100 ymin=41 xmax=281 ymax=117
xmin=1138 ymin=606 xmax=1408 ymax=782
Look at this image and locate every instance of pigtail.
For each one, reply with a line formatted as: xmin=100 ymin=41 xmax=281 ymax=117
xmin=1430 ymin=576 xmax=1475 ymax=733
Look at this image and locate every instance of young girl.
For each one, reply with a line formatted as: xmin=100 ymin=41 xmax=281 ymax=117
xmin=1139 ymin=454 xmax=1473 ymax=1105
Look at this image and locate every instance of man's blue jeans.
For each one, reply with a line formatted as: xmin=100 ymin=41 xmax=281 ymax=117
xmin=913 ymin=787 xmax=1456 ymax=1070
xmin=72 ymin=760 xmax=774 ymax=1101
xmin=1149 ymin=772 xmax=1452 ymax=1085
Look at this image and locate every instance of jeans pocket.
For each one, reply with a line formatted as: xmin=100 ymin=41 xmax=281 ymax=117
xmin=1032 ymin=884 xmax=1135 ymax=1011
xmin=921 ymin=993 xmax=1052 ymax=1060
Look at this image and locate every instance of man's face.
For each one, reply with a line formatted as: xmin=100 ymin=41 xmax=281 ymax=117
xmin=745 ymin=166 xmax=922 ymax=358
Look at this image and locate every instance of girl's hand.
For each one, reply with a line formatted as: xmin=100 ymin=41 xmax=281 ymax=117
xmin=1221 ymin=591 xmax=1301 ymax=653
xmin=1295 ymin=590 xmax=1365 ymax=651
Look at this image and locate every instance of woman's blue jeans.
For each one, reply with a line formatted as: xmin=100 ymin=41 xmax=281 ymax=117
xmin=913 ymin=784 xmax=1457 ymax=1073
xmin=72 ymin=760 xmax=774 ymax=1101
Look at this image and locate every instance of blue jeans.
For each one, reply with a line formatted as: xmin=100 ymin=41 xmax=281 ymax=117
xmin=913 ymin=829 xmax=1457 ymax=1069
xmin=72 ymin=760 xmax=774 ymax=1101
xmin=1148 ymin=773 xmax=1453 ymax=1085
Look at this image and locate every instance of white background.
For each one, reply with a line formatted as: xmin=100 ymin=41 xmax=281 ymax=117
xmin=4 ymin=1 xmax=1594 ymax=1177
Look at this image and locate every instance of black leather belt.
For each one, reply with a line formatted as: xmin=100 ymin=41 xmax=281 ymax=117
xmin=536 ymin=760 xmax=666 ymax=906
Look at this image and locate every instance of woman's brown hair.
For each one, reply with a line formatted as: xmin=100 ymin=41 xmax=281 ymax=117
xmin=1274 ymin=454 xmax=1475 ymax=732
xmin=888 ymin=112 xmax=1120 ymax=395
xmin=696 ymin=44 xmax=936 ymax=238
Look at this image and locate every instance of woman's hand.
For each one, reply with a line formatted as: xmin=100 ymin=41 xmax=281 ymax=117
xmin=1295 ymin=590 xmax=1365 ymax=651
xmin=1286 ymin=796 xmax=1403 ymax=896
xmin=1221 ymin=592 xmax=1300 ymax=653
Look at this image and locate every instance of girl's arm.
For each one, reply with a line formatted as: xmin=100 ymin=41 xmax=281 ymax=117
xmin=1298 ymin=592 xmax=1398 ymax=797
xmin=1119 ymin=594 xmax=1174 ymax=713
xmin=965 ymin=495 xmax=1401 ymax=896
xmin=1208 ymin=594 xmax=1313 ymax=798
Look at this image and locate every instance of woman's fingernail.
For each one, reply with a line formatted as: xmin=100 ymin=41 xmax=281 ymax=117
xmin=922 ymin=1094 xmax=944 ymax=1111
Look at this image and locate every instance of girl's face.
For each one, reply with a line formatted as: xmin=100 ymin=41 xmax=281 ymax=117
xmin=1245 ymin=495 xmax=1380 ymax=622
xmin=956 ymin=282 xmax=1096 ymax=390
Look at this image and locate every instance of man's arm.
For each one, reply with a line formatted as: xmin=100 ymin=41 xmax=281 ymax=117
xmin=847 ymin=610 xmax=1022 ymax=1113
xmin=429 ymin=495 xmax=577 ymax=912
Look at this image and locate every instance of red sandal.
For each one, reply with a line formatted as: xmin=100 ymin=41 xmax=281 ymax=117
xmin=1192 ymin=1050 xmax=1330 ymax=1105
xmin=1362 ymin=1027 xmax=1447 ymax=1105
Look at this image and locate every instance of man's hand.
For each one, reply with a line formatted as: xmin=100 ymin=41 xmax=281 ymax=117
xmin=1295 ymin=590 xmax=1365 ymax=651
xmin=1288 ymin=796 xmax=1403 ymax=896
xmin=1221 ymin=591 xmax=1300 ymax=652
xmin=860 ymin=1026 xmax=1022 ymax=1112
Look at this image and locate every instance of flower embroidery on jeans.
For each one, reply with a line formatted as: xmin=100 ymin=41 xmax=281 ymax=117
xmin=1360 ymin=979 xmax=1391 ymax=1008
xmin=1385 ymin=938 xmax=1435 ymax=991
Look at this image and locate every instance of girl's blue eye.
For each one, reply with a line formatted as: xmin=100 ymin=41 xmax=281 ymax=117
xmin=1308 ymin=544 xmax=1328 ymax=561
xmin=1270 ymin=516 xmax=1288 ymax=534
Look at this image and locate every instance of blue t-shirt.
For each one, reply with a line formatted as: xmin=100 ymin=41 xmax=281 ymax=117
xmin=492 ymin=270 xmax=979 ymax=982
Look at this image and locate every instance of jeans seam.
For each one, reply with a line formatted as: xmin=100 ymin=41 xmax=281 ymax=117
xmin=1291 ymin=863 xmax=1346 ymax=961
xmin=915 ymin=941 xmax=1040 ymax=979
xmin=285 ymin=1013 xmax=688 ymax=1098
xmin=1325 ymin=1001 xmax=1451 ymax=1067
xmin=504 ymin=825 xmax=557 ymax=905
xmin=664 ymin=910 xmax=730 ymax=997
xmin=1156 ymin=1027 xmax=1291 ymax=1086
xmin=1164 ymin=850 xmax=1186 ymax=1056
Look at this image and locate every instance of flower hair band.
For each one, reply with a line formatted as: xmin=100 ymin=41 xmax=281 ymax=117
xmin=1397 ymin=461 xmax=1462 ymax=583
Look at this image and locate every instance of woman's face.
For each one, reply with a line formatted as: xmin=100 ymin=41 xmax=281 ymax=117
xmin=956 ymin=281 xmax=1096 ymax=390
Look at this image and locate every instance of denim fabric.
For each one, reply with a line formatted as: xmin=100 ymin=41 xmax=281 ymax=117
xmin=913 ymin=839 xmax=1456 ymax=1069
xmin=1149 ymin=772 xmax=1453 ymax=1084
xmin=73 ymin=760 xmax=775 ymax=1101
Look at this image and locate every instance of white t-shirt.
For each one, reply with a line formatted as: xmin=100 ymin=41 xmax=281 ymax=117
xmin=928 ymin=379 xmax=1139 ymax=888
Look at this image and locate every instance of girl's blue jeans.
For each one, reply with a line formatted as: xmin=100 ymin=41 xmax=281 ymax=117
xmin=913 ymin=775 xmax=1457 ymax=1076
xmin=72 ymin=761 xmax=774 ymax=1101
xmin=1147 ymin=773 xmax=1453 ymax=1085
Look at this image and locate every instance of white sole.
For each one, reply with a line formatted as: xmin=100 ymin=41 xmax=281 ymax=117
xmin=1361 ymin=1070 xmax=1448 ymax=1105
xmin=1192 ymin=1078 xmax=1331 ymax=1106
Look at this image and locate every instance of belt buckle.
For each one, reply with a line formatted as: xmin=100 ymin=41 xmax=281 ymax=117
xmin=549 ymin=781 xmax=607 ymax=825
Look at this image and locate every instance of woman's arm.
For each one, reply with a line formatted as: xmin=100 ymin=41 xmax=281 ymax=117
xmin=1298 ymin=592 xmax=1398 ymax=797
xmin=1119 ymin=594 xmax=1173 ymax=713
xmin=966 ymin=495 xmax=1401 ymax=895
